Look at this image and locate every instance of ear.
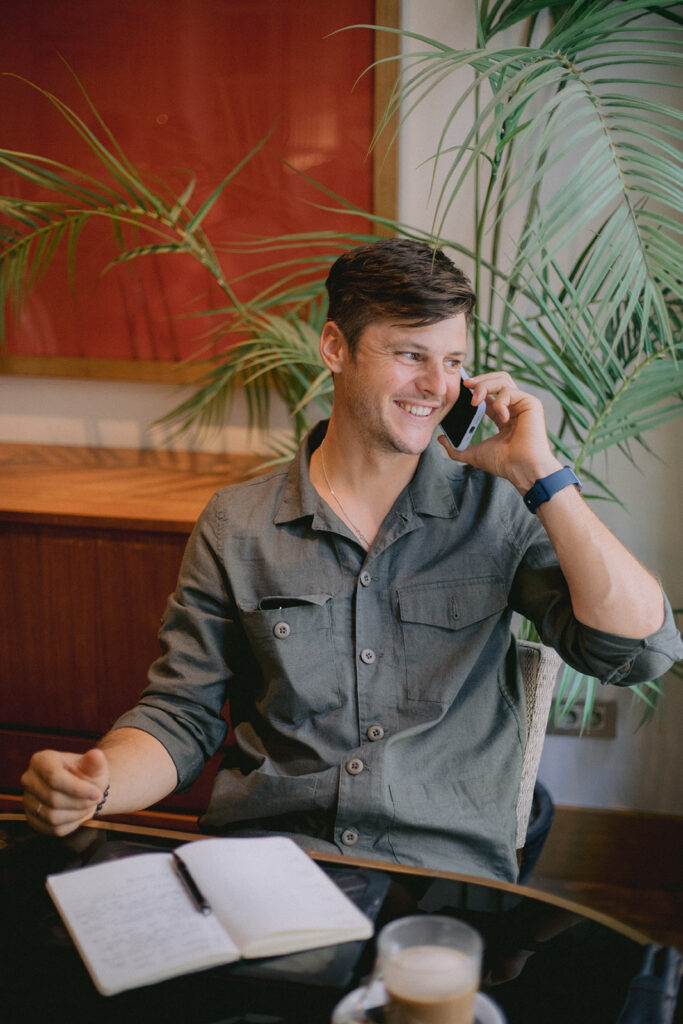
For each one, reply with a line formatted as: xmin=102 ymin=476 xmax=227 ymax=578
xmin=320 ymin=321 xmax=348 ymax=375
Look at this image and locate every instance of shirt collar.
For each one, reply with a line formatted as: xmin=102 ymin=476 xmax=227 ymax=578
xmin=407 ymin=436 xmax=461 ymax=518
xmin=273 ymin=421 xmax=326 ymax=526
xmin=274 ymin=421 xmax=462 ymax=527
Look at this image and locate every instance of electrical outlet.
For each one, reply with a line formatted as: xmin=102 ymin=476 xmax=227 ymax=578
xmin=546 ymin=699 xmax=616 ymax=738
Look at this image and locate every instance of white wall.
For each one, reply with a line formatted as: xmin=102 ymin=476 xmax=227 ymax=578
xmin=1 ymin=0 xmax=681 ymax=812
xmin=0 ymin=374 xmax=290 ymax=455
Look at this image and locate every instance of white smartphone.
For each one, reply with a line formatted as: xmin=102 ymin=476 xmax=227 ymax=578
xmin=439 ymin=367 xmax=486 ymax=450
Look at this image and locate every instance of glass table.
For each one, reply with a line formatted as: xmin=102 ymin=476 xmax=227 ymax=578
xmin=1 ymin=815 xmax=679 ymax=1024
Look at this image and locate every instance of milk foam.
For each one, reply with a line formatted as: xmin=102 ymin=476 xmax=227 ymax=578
xmin=384 ymin=944 xmax=478 ymax=1001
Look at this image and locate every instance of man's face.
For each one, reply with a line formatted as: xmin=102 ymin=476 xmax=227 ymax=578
xmin=336 ymin=315 xmax=469 ymax=456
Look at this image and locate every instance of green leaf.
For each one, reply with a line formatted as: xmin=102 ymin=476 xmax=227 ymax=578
xmin=104 ymin=242 xmax=189 ymax=271
xmin=186 ymin=131 xmax=273 ymax=233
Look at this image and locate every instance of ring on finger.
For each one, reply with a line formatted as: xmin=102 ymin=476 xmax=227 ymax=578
xmin=35 ymin=800 xmax=42 ymax=817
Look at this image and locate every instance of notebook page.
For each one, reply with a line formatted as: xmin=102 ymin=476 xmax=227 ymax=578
xmin=47 ymin=852 xmax=239 ymax=995
xmin=181 ymin=836 xmax=373 ymax=956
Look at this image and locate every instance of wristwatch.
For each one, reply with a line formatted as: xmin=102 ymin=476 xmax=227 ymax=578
xmin=523 ymin=466 xmax=582 ymax=514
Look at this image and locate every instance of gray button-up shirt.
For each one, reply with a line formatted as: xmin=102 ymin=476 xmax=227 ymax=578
xmin=115 ymin=423 xmax=682 ymax=880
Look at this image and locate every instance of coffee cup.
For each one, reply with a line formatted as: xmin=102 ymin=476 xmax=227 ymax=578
xmin=377 ymin=915 xmax=483 ymax=1024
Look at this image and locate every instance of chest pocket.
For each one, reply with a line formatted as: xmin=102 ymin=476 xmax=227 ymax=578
xmin=239 ymin=593 xmax=343 ymax=727
xmin=398 ymin=577 xmax=507 ymax=704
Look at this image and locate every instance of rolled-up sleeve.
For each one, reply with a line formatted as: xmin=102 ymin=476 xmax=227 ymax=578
xmin=510 ymin=551 xmax=683 ymax=685
xmin=563 ymin=597 xmax=683 ymax=684
xmin=113 ymin=493 xmax=234 ymax=789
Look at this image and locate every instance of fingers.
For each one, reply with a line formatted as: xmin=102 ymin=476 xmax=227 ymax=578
xmin=465 ymin=373 xmax=521 ymax=420
xmin=438 ymin=427 xmax=494 ymax=473
xmin=437 ymin=432 xmax=469 ymax=464
xmin=464 ymin=372 xmax=545 ymax=430
xmin=464 ymin=370 xmax=514 ymax=401
xmin=22 ymin=748 xmax=108 ymax=837
xmin=23 ymin=789 xmax=98 ymax=837
xmin=72 ymin=747 xmax=109 ymax=783
xmin=23 ymin=749 xmax=104 ymax=802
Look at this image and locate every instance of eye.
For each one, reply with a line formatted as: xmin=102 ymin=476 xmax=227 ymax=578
xmin=397 ymin=350 xmax=421 ymax=361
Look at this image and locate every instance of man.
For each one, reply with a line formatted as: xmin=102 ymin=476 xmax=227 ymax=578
xmin=22 ymin=239 xmax=682 ymax=881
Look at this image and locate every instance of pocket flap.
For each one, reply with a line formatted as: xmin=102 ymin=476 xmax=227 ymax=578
xmin=398 ymin=577 xmax=507 ymax=630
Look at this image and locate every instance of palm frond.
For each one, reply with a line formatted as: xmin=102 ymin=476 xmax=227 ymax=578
xmin=154 ymin=312 xmax=330 ymax=438
xmin=370 ymin=4 xmax=682 ymax=365
xmin=0 ymin=76 xmax=277 ymax=342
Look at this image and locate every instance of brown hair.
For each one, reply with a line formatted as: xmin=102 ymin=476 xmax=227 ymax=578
xmin=325 ymin=238 xmax=476 ymax=355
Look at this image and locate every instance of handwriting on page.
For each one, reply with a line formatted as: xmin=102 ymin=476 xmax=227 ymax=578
xmin=55 ymin=855 xmax=236 ymax=986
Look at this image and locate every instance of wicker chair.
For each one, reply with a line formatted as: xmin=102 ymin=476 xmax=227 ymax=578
xmin=516 ymin=639 xmax=562 ymax=851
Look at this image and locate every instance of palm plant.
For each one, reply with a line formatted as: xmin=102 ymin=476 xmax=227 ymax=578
xmin=1 ymin=1 xmax=681 ymax=725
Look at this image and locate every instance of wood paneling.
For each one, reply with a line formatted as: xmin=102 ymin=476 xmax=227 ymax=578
xmin=1 ymin=520 xmax=190 ymax=731
xmin=2 ymin=526 xmax=104 ymax=730
xmin=0 ymin=443 xmax=254 ymax=811
xmin=533 ymin=805 xmax=683 ymax=890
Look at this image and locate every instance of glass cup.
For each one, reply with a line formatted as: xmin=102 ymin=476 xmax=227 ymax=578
xmin=377 ymin=915 xmax=483 ymax=1024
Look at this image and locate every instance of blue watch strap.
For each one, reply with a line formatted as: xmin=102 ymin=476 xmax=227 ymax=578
xmin=523 ymin=466 xmax=582 ymax=513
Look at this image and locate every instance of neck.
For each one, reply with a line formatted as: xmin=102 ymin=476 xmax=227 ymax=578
xmin=322 ymin=415 xmax=420 ymax=492
xmin=310 ymin=418 xmax=420 ymax=547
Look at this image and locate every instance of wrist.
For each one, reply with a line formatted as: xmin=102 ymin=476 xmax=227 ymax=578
xmin=524 ymin=465 xmax=582 ymax=514
xmin=510 ymin=456 xmax=563 ymax=496
xmin=92 ymin=783 xmax=111 ymax=818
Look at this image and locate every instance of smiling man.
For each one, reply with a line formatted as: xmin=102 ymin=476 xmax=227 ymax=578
xmin=22 ymin=238 xmax=682 ymax=881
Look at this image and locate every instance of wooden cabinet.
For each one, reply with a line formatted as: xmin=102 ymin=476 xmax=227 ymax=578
xmin=0 ymin=443 xmax=262 ymax=815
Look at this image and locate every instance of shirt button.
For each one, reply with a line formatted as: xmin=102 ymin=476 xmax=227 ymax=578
xmin=359 ymin=571 xmax=372 ymax=587
xmin=366 ymin=724 xmax=384 ymax=742
xmin=346 ymin=758 xmax=364 ymax=775
xmin=360 ymin=648 xmax=376 ymax=665
xmin=273 ymin=621 xmax=291 ymax=639
xmin=341 ymin=828 xmax=359 ymax=846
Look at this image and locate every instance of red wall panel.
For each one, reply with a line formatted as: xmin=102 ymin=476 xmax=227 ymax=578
xmin=0 ymin=0 xmax=375 ymax=362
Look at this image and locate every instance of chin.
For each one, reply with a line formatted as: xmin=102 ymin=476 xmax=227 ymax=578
xmin=389 ymin=431 xmax=433 ymax=456
xmin=379 ymin=411 xmax=437 ymax=456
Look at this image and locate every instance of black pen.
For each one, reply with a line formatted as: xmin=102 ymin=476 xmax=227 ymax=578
xmin=171 ymin=851 xmax=213 ymax=916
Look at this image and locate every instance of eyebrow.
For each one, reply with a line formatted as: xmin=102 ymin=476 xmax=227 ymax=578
xmin=389 ymin=338 xmax=467 ymax=359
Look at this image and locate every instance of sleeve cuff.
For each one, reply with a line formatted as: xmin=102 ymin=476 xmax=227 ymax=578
xmin=573 ymin=594 xmax=683 ymax=686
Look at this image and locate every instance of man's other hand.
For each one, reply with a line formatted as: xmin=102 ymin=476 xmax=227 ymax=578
xmin=22 ymin=747 xmax=109 ymax=837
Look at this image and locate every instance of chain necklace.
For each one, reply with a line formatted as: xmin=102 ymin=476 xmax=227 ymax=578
xmin=319 ymin=443 xmax=372 ymax=549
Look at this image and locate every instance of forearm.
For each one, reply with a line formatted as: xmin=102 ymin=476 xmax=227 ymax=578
xmin=97 ymin=727 xmax=178 ymax=815
xmin=505 ymin=446 xmax=664 ymax=638
xmin=535 ymin=484 xmax=664 ymax=638
xmin=22 ymin=727 xmax=179 ymax=837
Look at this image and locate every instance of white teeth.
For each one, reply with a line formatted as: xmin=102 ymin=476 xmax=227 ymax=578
xmin=397 ymin=402 xmax=433 ymax=418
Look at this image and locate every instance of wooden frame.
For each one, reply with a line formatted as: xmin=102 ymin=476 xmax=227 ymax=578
xmin=0 ymin=1 xmax=400 ymax=384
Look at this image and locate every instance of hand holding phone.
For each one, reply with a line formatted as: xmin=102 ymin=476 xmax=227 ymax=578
xmin=439 ymin=368 xmax=486 ymax=450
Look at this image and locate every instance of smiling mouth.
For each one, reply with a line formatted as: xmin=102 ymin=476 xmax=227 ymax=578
xmin=395 ymin=400 xmax=440 ymax=419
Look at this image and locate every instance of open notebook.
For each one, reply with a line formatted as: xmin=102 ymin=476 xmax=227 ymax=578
xmin=46 ymin=835 xmax=374 ymax=996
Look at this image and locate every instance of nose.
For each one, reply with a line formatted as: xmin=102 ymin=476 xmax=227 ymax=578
xmin=416 ymin=359 xmax=449 ymax=399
